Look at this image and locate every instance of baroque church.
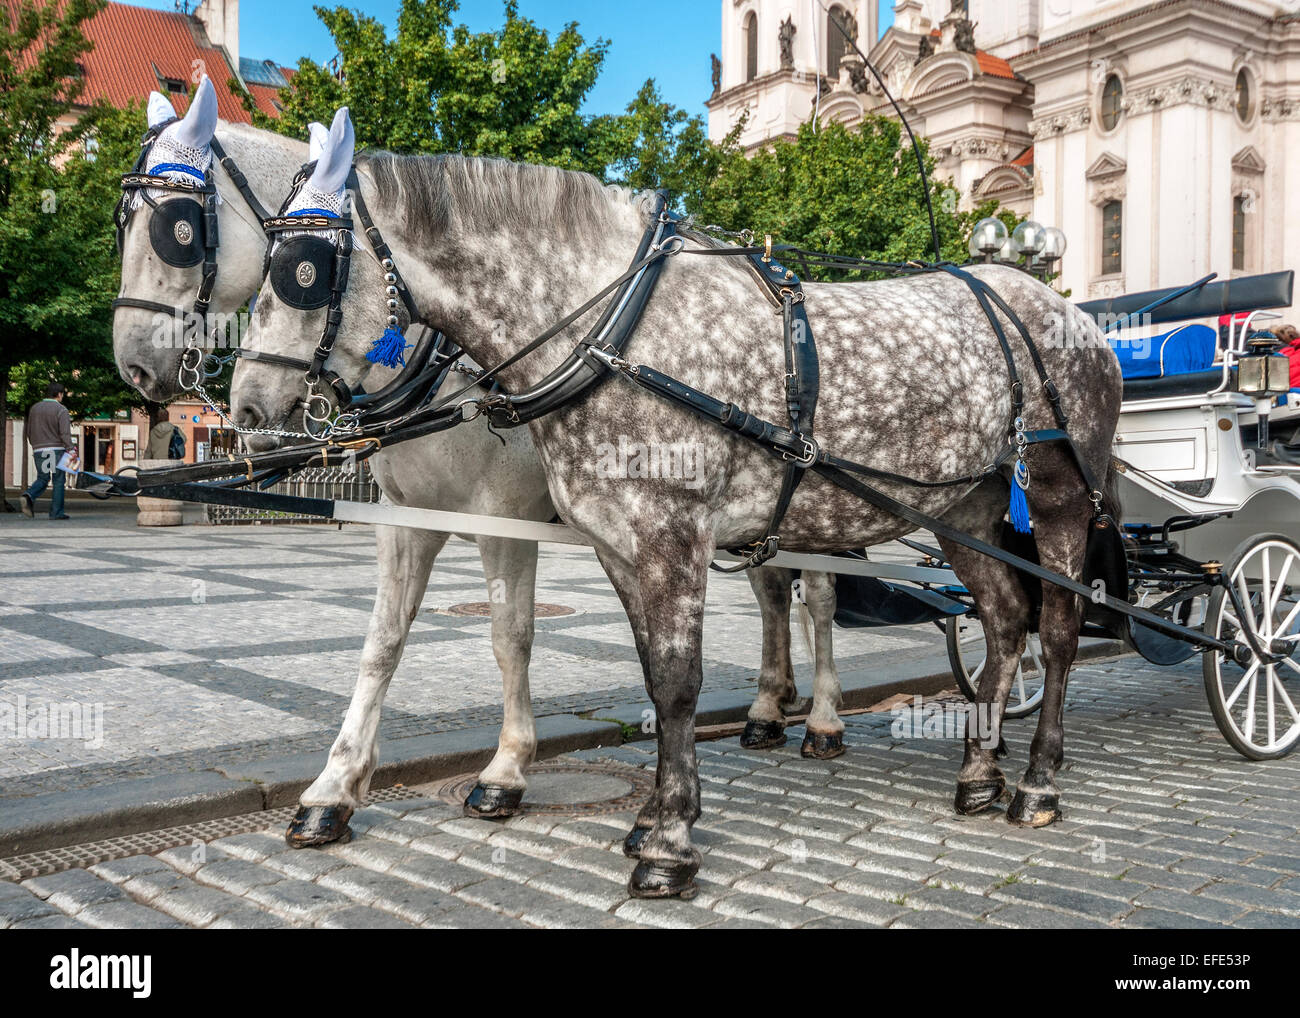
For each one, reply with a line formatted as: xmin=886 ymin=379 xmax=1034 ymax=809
xmin=707 ymin=1 xmax=1300 ymax=303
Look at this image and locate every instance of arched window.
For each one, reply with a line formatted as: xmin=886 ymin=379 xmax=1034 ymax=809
xmin=1100 ymin=74 xmax=1124 ymax=131
xmin=827 ymin=5 xmax=851 ymax=78
xmin=744 ymin=12 xmax=758 ymax=82
xmin=1235 ymin=70 xmax=1253 ymax=124
xmin=1102 ymin=200 xmax=1123 ymax=275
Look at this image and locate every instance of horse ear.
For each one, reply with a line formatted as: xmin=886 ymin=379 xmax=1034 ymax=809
xmin=307 ymin=122 xmax=328 ymax=163
xmin=174 ymin=75 xmax=218 ymax=150
xmin=147 ymin=91 xmax=176 ymax=129
xmin=307 ymin=106 xmax=354 ymax=197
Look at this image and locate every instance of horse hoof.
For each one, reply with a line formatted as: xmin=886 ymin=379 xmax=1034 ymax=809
xmin=463 ymin=784 xmax=524 ymax=819
xmin=285 ymin=805 xmax=353 ymax=848
xmin=628 ymin=861 xmax=699 ymax=900
xmin=740 ymin=720 xmax=787 ymax=749
xmin=800 ymin=730 xmax=846 ymax=759
xmin=995 ymin=737 xmax=1008 ymax=759
xmin=1007 ymin=789 xmax=1061 ymax=828
xmin=623 ymin=825 xmax=652 ymax=859
xmin=954 ymin=777 xmax=1006 ymax=815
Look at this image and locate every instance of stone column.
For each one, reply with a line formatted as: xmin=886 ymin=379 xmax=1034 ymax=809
xmin=136 ymin=458 xmax=184 ymax=527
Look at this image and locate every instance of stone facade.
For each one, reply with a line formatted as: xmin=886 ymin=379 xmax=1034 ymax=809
xmin=708 ymin=1 xmax=1300 ymax=305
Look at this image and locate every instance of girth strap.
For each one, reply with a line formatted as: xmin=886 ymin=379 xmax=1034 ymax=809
xmin=713 ymin=245 xmax=820 ymax=572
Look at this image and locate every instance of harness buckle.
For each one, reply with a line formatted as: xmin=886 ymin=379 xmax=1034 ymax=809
xmin=783 ymin=436 xmax=820 ymax=468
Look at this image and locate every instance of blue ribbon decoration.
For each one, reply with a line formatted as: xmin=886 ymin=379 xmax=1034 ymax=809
xmin=366 ymin=327 xmax=411 ymax=369
xmin=149 ymin=162 xmax=206 ymax=183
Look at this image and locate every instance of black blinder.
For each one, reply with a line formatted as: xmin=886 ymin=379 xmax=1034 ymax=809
xmin=148 ymin=198 xmax=206 ymax=268
xmin=270 ymin=234 xmax=336 ymax=311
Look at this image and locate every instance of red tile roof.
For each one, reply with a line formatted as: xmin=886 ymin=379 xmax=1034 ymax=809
xmin=7 ymin=1 xmax=293 ymax=122
xmin=245 ymin=81 xmax=286 ymax=119
xmin=77 ymin=2 xmax=251 ymax=120
xmin=1010 ymin=144 xmax=1034 ymax=168
xmin=926 ymin=27 xmax=1019 ymax=81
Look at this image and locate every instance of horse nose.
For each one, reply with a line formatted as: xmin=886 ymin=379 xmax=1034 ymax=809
xmin=233 ymin=402 xmax=264 ymax=431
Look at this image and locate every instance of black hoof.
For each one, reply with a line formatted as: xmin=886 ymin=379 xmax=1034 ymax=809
xmin=285 ymin=804 xmax=354 ymax=848
xmin=740 ymin=719 xmax=787 ymax=749
xmin=463 ymin=783 xmax=524 ymax=819
xmin=954 ymin=777 xmax=1007 ymax=815
xmin=1007 ymin=789 xmax=1061 ymax=828
xmin=800 ymin=730 xmax=846 ymax=759
xmin=623 ymin=825 xmax=652 ymax=859
xmin=995 ymin=737 xmax=1008 ymax=759
xmin=628 ymin=861 xmax=699 ymax=900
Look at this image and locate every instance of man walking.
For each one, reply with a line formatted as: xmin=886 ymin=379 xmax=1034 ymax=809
xmin=20 ymin=382 xmax=75 ymax=520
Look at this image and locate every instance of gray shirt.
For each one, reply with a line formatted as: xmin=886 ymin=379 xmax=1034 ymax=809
xmin=25 ymin=399 xmax=73 ymax=452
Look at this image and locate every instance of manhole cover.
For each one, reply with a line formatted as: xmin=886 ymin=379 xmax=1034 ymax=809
xmin=435 ymin=602 xmax=576 ymax=618
xmin=435 ymin=761 xmax=653 ymax=815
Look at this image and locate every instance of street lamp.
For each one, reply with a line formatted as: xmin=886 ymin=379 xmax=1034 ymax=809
xmin=1039 ymin=227 xmax=1068 ymax=280
xmin=968 ymin=217 xmax=1008 ymax=262
xmin=1011 ymin=220 xmax=1047 ymax=262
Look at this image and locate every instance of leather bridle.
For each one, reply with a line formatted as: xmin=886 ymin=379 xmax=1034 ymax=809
xmin=113 ymin=119 xmax=273 ymax=380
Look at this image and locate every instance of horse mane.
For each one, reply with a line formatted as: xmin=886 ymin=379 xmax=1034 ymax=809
xmin=358 ymin=151 xmax=645 ymax=247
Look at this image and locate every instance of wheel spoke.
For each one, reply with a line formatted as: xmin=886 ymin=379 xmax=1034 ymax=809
xmin=1244 ymin=669 xmax=1258 ymax=740
xmin=1236 ymin=573 xmax=1261 ymax=635
xmin=1267 ymin=664 xmax=1277 ymax=749
xmin=1261 ymin=551 xmax=1274 ymax=638
xmin=1270 ymin=670 xmax=1300 ymax=725
xmin=1224 ymin=661 xmax=1259 ymax=711
xmin=1013 ymin=666 xmax=1026 ymax=706
xmin=1274 ymin=598 xmax=1300 ymax=642
xmin=1267 ymin=553 xmax=1296 ymax=622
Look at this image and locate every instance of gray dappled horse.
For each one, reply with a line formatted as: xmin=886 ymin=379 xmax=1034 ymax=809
xmin=112 ymin=85 xmax=846 ymax=845
xmin=231 ymin=108 xmax=1123 ymax=899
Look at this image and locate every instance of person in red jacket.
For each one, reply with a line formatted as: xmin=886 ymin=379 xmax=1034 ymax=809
xmin=1275 ymin=324 xmax=1300 ymax=390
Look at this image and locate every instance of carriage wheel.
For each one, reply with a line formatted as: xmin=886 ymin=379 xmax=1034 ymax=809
xmin=946 ymin=615 xmax=1045 ymax=719
xmin=1203 ymin=534 xmax=1300 ymax=760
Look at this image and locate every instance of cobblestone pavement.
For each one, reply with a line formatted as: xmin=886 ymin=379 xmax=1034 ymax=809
xmin=0 ymin=501 xmax=942 ymax=797
xmin=3 ymin=655 xmax=1298 ymax=929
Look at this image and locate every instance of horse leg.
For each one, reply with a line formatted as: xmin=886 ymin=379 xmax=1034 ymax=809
xmin=593 ymin=546 xmax=657 ymax=859
xmin=1007 ymin=474 xmax=1091 ymax=827
xmin=799 ymin=570 xmax=846 ymax=759
xmin=742 ymin=567 xmax=800 ymax=749
xmin=938 ymin=482 xmax=1032 ymax=816
xmin=463 ymin=536 xmax=539 ymax=819
xmin=288 ymin=525 xmax=445 ymax=846
xmin=621 ymin=532 xmax=712 ymax=899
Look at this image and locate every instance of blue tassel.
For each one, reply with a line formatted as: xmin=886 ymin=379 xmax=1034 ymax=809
xmin=366 ymin=327 xmax=410 ymax=369
xmin=1009 ymin=476 xmax=1032 ymax=534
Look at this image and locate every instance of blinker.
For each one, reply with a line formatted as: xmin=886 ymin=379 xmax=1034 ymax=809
xmin=148 ymin=198 xmax=206 ymax=267
xmin=270 ymin=234 xmax=335 ymax=310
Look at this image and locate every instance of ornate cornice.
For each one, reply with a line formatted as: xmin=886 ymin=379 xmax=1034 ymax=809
xmin=1029 ymin=104 xmax=1091 ymax=139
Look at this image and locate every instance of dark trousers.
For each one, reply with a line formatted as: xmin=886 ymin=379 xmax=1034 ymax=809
xmin=24 ymin=448 xmax=66 ymax=518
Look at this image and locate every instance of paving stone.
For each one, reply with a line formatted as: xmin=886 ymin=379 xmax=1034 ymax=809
xmin=0 ymin=880 xmax=60 ymax=927
xmin=453 ymin=876 xmax=576 ymax=919
xmin=986 ymin=903 xmax=1110 ymax=929
xmin=77 ymin=900 xmax=185 ymax=929
xmin=890 ymin=909 xmax=988 ymax=929
xmin=711 ymin=892 xmax=826 ymax=928
xmin=9 ymin=914 xmax=92 ymax=930
xmin=804 ymin=891 xmax=906 ymax=926
xmin=146 ymin=884 xmax=254 ymax=927
xmin=244 ymin=878 xmax=353 ymax=921
xmin=209 ymin=832 xmax=285 ymax=862
xmin=613 ymin=899 xmax=720 ymax=929
xmin=207 ymin=907 xmax=294 ymax=929
xmin=22 ymin=869 xmax=125 ymax=914
xmin=316 ymin=905 xmax=419 ymax=929
xmin=525 ymin=865 xmax=627 ymax=911
xmin=1117 ymin=908 xmax=1231 ymax=930
xmin=1131 ymin=887 xmax=1248 ymax=924
xmin=731 ymin=870 xmax=827 ymax=904
xmin=88 ymin=855 xmax=173 ymax=885
xmin=262 ymin=848 xmax=350 ymax=881
xmin=193 ymin=857 xmax=284 ymax=897
xmin=388 ymin=853 xmax=487 ymax=894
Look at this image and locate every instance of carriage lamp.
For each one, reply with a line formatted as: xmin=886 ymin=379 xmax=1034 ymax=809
xmin=995 ymin=236 xmax=1019 ymax=264
xmin=1011 ymin=220 xmax=1047 ymax=264
xmin=1237 ymin=333 xmax=1292 ymax=449
xmin=1041 ymin=228 xmax=1067 ymax=268
xmin=969 ymin=217 xmax=1008 ymax=261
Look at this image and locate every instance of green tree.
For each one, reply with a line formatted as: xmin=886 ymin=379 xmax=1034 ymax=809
xmin=240 ymin=0 xmax=614 ymax=176
xmin=684 ymin=118 xmax=1013 ymax=277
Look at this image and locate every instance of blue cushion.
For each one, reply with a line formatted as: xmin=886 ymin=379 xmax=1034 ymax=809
xmin=1110 ymin=324 xmax=1217 ymax=380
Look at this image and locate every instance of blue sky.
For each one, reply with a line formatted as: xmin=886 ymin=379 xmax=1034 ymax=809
xmin=136 ymin=1 xmax=894 ymax=118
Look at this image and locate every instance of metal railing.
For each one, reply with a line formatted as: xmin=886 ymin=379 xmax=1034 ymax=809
xmin=206 ymin=461 xmax=380 ymax=525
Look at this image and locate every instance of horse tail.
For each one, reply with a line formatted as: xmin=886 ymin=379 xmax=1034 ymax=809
xmin=1101 ymin=456 xmax=1123 ymax=525
xmin=795 ymin=597 xmax=815 ymax=664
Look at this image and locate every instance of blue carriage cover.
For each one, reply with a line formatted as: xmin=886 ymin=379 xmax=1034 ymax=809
xmin=1109 ymin=323 xmax=1216 ymax=380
